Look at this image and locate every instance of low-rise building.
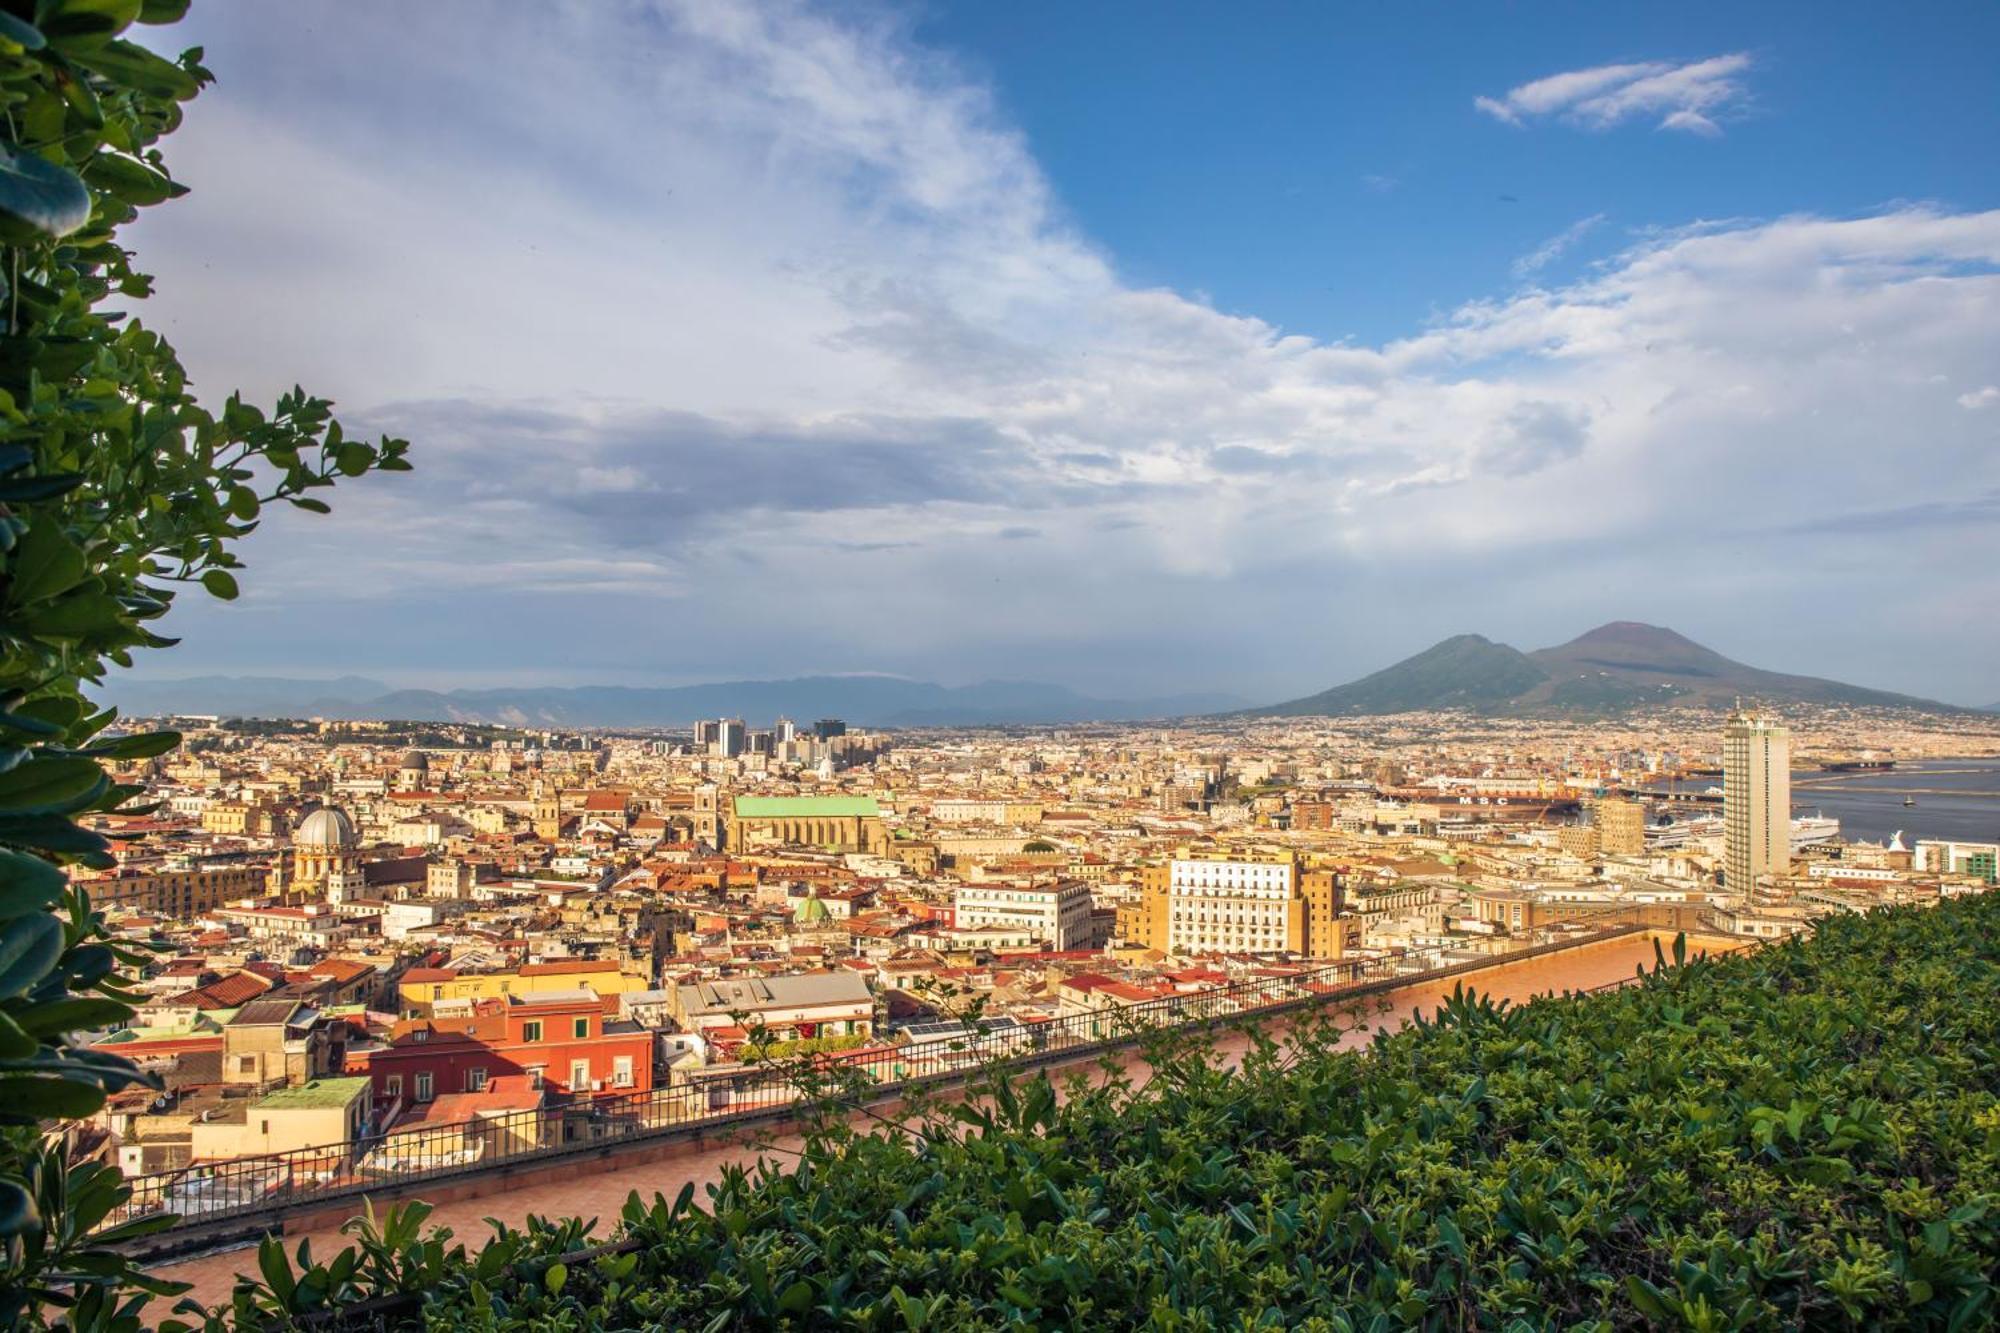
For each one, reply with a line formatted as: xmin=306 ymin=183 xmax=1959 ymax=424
xmin=953 ymin=882 xmax=1094 ymax=950
xmin=670 ymin=972 xmax=875 ymax=1043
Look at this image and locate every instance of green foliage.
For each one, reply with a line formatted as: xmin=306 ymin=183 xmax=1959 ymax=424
xmin=738 ymin=1033 xmax=872 ymax=1062
xmin=228 ymin=898 xmax=2000 ymax=1329
xmin=0 ymin=1 xmax=408 ymax=1324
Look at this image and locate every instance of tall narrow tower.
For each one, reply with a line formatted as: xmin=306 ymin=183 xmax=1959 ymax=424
xmin=693 ymin=783 xmax=723 ymax=850
xmin=531 ymin=779 xmax=563 ymax=842
xmin=1723 ymin=705 xmax=1791 ymax=890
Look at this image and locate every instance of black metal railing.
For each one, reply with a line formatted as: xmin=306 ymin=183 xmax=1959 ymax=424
xmin=105 ymin=923 xmax=1646 ymax=1234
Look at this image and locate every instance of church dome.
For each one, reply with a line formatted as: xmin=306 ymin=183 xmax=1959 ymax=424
xmin=397 ymin=749 xmax=428 ymax=772
xmin=294 ymin=805 xmax=358 ymax=849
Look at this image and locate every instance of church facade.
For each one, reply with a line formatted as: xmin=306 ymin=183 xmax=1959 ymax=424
xmin=728 ymin=795 xmax=888 ymax=854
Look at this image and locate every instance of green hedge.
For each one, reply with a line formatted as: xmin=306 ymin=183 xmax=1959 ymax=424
xmin=215 ymin=898 xmax=2000 ymax=1330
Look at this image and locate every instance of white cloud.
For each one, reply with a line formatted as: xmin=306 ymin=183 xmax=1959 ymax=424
xmin=125 ymin=6 xmax=2000 ymax=701
xmin=1513 ymin=213 xmax=1607 ymax=278
xmin=1960 ymin=385 xmax=2000 ymax=409
xmin=1476 ymin=54 xmax=1754 ymax=135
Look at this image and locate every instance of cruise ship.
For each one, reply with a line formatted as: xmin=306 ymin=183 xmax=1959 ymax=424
xmin=1646 ymin=812 xmax=1841 ymax=853
xmin=1791 ymin=813 xmax=1841 ymax=852
xmin=1645 ymin=813 xmax=1722 ymax=849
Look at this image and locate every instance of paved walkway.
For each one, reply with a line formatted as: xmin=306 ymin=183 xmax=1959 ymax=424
xmin=157 ymin=932 xmax=1731 ymax=1310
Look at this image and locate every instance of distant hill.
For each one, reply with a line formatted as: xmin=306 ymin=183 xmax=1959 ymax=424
xmin=1252 ymin=621 xmax=1966 ymax=717
xmin=1245 ymin=634 xmax=1550 ymax=716
xmin=99 ymin=673 xmax=1246 ymax=729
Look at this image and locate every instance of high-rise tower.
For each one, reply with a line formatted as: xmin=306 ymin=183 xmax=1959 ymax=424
xmin=1723 ymin=705 xmax=1790 ymax=890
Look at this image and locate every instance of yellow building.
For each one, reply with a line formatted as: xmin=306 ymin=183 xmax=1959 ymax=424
xmin=1558 ymin=825 xmax=1601 ymax=859
xmin=87 ymin=865 xmax=264 ymax=918
xmin=396 ymin=959 xmax=651 ymax=1014
xmin=1300 ymin=868 xmax=1348 ymax=957
xmin=1116 ymin=881 xmax=1169 ymax=952
xmin=202 ymin=801 xmax=250 ymax=835
xmin=189 ymin=1076 xmax=373 ymax=1161
xmin=1596 ymin=796 xmax=1645 ymax=856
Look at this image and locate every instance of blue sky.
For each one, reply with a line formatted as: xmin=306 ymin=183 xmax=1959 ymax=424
xmin=919 ymin=1 xmax=2000 ymax=344
xmin=120 ymin=1 xmax=2000 ymax=706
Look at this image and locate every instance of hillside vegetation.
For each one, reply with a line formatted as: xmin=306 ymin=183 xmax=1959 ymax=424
xmin=210 ymin=897 xmax=2000 ymax=1331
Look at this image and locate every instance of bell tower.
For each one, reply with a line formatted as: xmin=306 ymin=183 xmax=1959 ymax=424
xmin=694 ymin=783 xmax=723 ymax=850
xmin=532 ymin=779 xmax=563 ymax=841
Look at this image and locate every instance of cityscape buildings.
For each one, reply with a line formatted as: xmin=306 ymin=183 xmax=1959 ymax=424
xmin=62 ymin=697 xmax=1999 ymax=1221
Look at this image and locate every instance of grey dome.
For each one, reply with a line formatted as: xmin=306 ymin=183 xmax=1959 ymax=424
xmin=294 ymin=806 xmax=358 ymax=849
xmin=397 ymin=749 xmax=428 ymax=771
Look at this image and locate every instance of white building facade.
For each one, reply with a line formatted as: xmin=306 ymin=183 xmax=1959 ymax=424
xmin=954 ymin=882 xmax=1094 ymax=951
xmin=1166 ymin=856 xmax=1299 ymax=956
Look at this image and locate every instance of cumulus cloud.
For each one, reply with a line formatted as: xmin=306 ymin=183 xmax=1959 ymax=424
xmin=1475 ymin=54 xmax=1754 ymax=135
xmin=1960 ymin=385 xmax=2000 ymax=409
xmin=122 ymin=6 xmax=2000 ymax=701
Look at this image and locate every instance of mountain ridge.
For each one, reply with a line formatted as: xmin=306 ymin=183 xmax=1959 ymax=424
xmin=98 ymin=673 xmax=1248 ymax=729
xmin=1252 ymin=621 xmax=1974 ymax=718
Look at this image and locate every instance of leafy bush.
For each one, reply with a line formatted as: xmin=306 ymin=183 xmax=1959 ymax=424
xmin=0 ymin=1 xmax=406 ymax=1325
xmin=229 ymin=897 xmax=2000 ymax=1330
xmin=738 ymin=1033 xmax=873 ymax=1062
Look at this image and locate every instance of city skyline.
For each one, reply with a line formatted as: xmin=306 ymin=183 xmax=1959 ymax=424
xmin=16 ymin=2 xmax=2000 ymax=1323
xmin=123 ymin=2 xmax=2000 ymax=705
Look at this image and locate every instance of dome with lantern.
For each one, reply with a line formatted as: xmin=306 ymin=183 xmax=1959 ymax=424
xmin=293 ymin=805 xmax=358 ymax=850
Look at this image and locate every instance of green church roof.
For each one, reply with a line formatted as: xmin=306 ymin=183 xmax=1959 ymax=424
xmin=733 ymin=795 xmax=880 ymax=818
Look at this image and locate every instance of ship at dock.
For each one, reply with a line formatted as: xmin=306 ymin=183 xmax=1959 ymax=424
xmin=1821 ymin=753 xmax=1895 ymax=772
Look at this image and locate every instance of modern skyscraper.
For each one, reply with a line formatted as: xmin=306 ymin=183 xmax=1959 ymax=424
xmin=1723 ymin=706 xmax=1790 ymax=889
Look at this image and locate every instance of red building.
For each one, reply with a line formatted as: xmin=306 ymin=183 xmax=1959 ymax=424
xmin=346 ymin=991 xmax=653 ymax=1108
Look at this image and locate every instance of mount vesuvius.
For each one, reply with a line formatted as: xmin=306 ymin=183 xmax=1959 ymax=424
xmin=1249 ymin=622 xmax=1970 ymax=717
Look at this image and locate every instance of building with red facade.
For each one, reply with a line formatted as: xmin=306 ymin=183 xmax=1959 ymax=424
xmin=346 ymin=990 xmax=653 ymax=1110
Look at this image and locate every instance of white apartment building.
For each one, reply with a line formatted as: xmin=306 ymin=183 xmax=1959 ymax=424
xmin=1723 ymin=708 xmax=1790 ymax=890
xmin=1166 ymin=856 xmax=1299 ymax=956
xmin=954 ymin=882 xmax=1094 ymax=951
xmin=210 ymin=902 xmax=354 ymax=950
xmin=1912 ymin=839 xmax=1998 ymax=883
xmin=381 ymin=898 xmax=468 ymax=940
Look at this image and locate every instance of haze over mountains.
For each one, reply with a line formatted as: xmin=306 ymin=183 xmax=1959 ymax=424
xmin=99 ymin=675 xmax=1248 ymax=729
xmin=1252 ymin=622 xmax=1973 ymax=718
xmin=104 ymin=623 xmax=1978 ymax=727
